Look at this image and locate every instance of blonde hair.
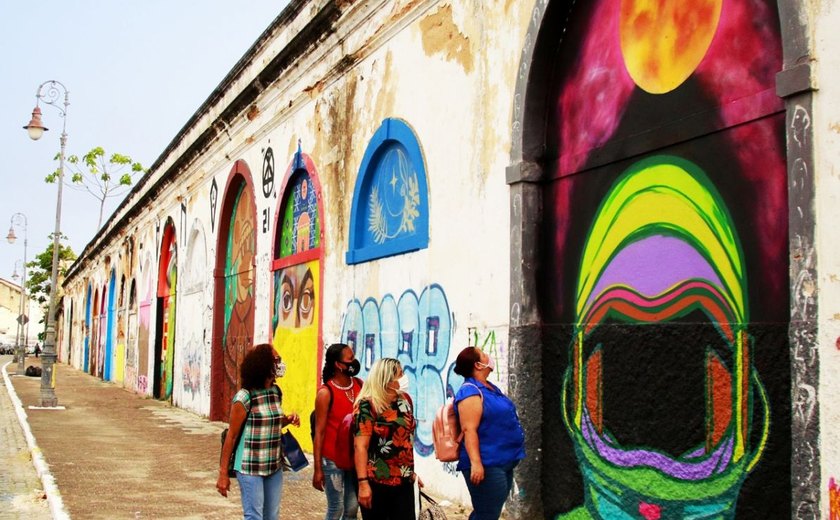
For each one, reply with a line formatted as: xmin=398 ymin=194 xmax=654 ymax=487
xmin=356 ymin=358 xmax=402 ymax=415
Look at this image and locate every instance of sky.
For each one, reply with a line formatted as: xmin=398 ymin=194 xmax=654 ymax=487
xmin=0 ymin=1 xmax=290 ymax=290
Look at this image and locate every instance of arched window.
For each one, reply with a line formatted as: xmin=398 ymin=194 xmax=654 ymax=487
xmin=346 ymin=118 xmax=429 ymax=264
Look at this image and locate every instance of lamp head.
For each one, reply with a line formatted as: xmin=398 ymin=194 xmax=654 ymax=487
xmin=23 ymin=106 xmax=48 ymax=141
xmin=6 ymin=226 xmax=17 ymax=244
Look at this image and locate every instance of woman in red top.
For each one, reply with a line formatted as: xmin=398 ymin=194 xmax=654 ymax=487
xmin=312 ymin=343 xmax=363 ymax=519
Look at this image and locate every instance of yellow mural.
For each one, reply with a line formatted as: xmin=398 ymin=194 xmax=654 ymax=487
xmin=272 ymin=260 xmax=319 ymax=451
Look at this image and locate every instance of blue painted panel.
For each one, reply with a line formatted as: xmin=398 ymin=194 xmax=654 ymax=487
xmin=346 ymin=119 xmax=430 ymax=264
xmin=105 ymin=270 xmax=116 ymax=381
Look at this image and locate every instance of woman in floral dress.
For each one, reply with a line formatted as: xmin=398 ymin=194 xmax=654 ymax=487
xmin=353 ymin=358 xmax=424 ymax=519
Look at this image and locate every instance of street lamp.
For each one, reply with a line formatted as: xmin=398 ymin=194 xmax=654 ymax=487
xmin=23 ymin=80 xmax=68 ymax=407
xmin=7 ymin=214 xmax=28 ymax=374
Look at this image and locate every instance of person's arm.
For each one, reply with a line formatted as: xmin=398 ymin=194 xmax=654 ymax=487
xmin=216 ymin=400 xmax=247 ymax=497
xmin=354 ymin=434 xmax=372 ymax=508
xmin=311 ymin=386 xmax=331 ymax=491
xmin=354 ymin=400 xmax=373 ymax=509
xmin=458 ymin=394 xmax=484 ymax=485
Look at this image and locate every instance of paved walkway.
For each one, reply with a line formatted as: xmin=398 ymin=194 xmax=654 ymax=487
xmin=7 ymin=359 xmax=475 ymax=519
xmin=0 ymin=356 xmax=51 ymax=519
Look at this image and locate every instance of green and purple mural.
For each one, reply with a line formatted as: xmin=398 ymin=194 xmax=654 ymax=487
xmin=539 ymin=0 xmax=789 ymax=518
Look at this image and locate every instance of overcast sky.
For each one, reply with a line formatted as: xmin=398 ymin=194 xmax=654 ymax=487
xmin=0 ymin=1 xmax=289 ymax=292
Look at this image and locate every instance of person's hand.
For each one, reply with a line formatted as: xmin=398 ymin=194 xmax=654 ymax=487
xmin=312 ymin=466 xmax=325 ymax=491
xmin=415 ymin=474 xmax=424 ymax=489
xmin=358 ymin=480 xmax=372 ymax=509
xmin=216 ymin=471 xmax=231 ymax=497
xmin=283 ymin=413 xmax=301 ymax=427
xmin=470 ymin=462 xmax=485 ymax=485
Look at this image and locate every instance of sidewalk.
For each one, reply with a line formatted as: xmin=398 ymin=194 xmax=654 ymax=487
xmin=9 ymin=359 xmax=474 ymax=519
xmin=0 ymin=357 xmax=51 ymax=520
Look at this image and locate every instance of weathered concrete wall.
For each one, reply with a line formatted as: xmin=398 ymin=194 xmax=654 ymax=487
xmin=60 ymin=0 xmax=535 ymax=508
xmin=814 ymin=0 xmax=840 ymax=517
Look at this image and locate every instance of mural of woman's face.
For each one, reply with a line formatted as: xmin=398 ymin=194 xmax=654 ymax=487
xmin=277 ymin=267 xmax=315 ymax=329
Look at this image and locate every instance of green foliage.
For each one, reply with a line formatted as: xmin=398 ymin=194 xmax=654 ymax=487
xmin=25 ymin=234 xmax=77 ymax=312
xmin=46 ymin=146 xmax=147 ymax=229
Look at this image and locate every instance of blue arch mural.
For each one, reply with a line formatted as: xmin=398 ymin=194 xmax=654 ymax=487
xmin=340 ymin=284 xmax=461 ymax=456
xmin=346 ymin=118 xmax=430 ymax=264
xmin=84 ymin=284 xmax=92 ymax=371
xmin=105 ymin=269 xmax=116 ymax=380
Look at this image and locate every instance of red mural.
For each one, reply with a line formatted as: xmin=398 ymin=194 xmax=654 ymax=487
xmin=212 ymin=161 xmax=257 ymax=422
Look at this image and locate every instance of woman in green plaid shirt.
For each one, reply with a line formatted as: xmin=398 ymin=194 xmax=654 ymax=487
xmin=217 ymin=344 xmax=301 ymax=520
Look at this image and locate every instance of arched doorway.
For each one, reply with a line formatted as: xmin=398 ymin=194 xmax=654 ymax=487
xmin=270 ymin=149 xmax=324 ymax=449
xmin=84 ymin=284 xmax=92 ymax=371
xmin=154 ymin=220 xmax=177 ymax=401
xmin=510 ymin=1 xmax=791 ymax=517
xmin=211 ymin=160 xmax=257 ymax=422
xmin=105 ymin=269 xmax=116 ymax=380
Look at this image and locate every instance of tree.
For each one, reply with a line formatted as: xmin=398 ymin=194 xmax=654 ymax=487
xmin=26 ymin=234 xmax=76 ymax=338
xmin=47 ymin=146 xmax=146 ymax=230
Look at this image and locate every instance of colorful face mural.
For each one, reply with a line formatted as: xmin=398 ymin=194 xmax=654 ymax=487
xmin=541 ymin=0 xmax=788 ymax=518
xmin=272 ymin=261 xmax=319 ymax=449
xmin=272 ymin=163 xmax=322 ymax=450
xmin=219 ymin=182 xmax=256 ymax=420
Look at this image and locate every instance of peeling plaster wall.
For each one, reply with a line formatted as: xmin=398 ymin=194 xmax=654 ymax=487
xmin=60 ymin=0 xmax=536 ymax=509
xmin=814 ymin=0 xmax=840 ymax=517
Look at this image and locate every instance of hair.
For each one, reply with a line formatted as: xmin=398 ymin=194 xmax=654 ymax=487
xmin=356 ymin=358 xmax=402 ymax=415
xmin=322 ymin=343 xmax=351 ymax=383
xmin=453 ymin=347 xmax=481 ymax=378
xmin=240 ymin=343 xmax=277 ymax=390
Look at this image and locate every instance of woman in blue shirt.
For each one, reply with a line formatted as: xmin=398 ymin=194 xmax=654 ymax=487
xmin=454 ymin=347 xmax=526 ymax=520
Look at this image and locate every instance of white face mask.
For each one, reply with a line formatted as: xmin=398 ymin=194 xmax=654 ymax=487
xmin=476 ymin=356 xmax=495 ymax=372
xmin=275 ymin=360 xmax=287 ymax=378
xmin=396 ymin=374 xmax=410 ymax=392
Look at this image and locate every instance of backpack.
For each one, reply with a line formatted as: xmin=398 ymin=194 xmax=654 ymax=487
xmin=311 ymin=377 xmax=362 ymax=471
xmin=433 ymin=382 xmax=482 ymax=462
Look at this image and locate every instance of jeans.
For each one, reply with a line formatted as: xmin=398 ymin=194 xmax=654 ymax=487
xmin=237 ymin=469 xmax=284 ymax=520
xmin=462 ymin=461 xmax=517 ymax=520
xmin=323 ymin=457 xmax=359 ymax=519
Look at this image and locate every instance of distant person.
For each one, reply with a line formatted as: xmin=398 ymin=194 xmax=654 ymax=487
xmin=34 ymin=344 xmax=42 ymax=358
xmin=353 ymin=358 xmax=423 ymax=520
xmin=454 ymin=347 xmax=525 ymax=520
xmin=216 ymin=343 xmax=301 ymax=520
xmin=312 ymin=343 xmax=363 ymax=519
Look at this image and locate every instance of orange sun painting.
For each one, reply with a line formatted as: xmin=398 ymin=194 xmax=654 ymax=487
xmin=620 ymin=0 xmax=723 ymax=94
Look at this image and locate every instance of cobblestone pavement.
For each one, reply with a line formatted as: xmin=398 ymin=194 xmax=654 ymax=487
xmin=0 ymin=356 xmax=51 ymax=520
xmin=9 ymin=359 xmax=479 ymax=519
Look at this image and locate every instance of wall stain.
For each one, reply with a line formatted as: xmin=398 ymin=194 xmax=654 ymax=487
xmin=419 ymin=4 xmax=474 ymax=74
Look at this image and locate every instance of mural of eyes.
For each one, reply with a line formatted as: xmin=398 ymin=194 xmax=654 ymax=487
xmin=276 ymin=268 xmax=315 ymax=328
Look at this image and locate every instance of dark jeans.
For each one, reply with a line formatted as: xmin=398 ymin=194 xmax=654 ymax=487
xmin=360 ymin=480 xmax=415 ymax=520
xmin=462 ymin=461 xmax=518 ymax=520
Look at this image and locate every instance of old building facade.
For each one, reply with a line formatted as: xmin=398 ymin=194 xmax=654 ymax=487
xmin=58 ymin=1 xmax=840 ymax=517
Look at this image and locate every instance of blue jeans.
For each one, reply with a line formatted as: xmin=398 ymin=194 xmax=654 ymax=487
xmin=323 ymin=457 xmax=359 ymax=519
xmin=462 ymin=461 xmax=517 ymax=520
xmin=237 ymin=469 xmax=284 ymax=520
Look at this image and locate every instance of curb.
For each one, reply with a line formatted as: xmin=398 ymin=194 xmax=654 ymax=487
xmin=2 ymin=361 xmax=71 ymax=520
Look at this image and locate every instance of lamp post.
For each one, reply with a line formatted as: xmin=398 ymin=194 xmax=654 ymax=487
xmin=22 ymin=80 xmax=68 ymax=407
xmin=7 ymin=214 xmax=28 ymax=374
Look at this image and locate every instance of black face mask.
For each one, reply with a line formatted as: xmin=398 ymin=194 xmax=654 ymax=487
xmin=338 ymin=359 xmax=361 ymax=376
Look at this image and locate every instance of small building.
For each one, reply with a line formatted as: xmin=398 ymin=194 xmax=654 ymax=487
xmin=0 ymin=277 xmax=45 ymax=348
xmin=58 ymin=1 xmax=839 ymax=517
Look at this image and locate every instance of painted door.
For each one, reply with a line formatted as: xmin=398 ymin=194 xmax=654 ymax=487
xmin=155 ymin=225 xmax=177 ymax=401
xmin=538 ymin=0 xmax=789 ymax=517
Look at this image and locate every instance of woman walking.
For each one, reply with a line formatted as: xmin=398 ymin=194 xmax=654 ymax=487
xmin=216 ymin=343 xmax=301 ymax=520
xmin=353 ymin=358 xmax=423 ymax=520
xmin=454 ymin=347 xmax=525 ymax=520
xmin=312 ymin=343 xmax=363 ymax=519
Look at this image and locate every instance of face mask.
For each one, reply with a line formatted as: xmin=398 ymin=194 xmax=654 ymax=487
xmin=476 ymin=356 xmax=495 ymax=372
xmin=275 ymin=360 xmax=287 ymax=378
xmin=339 ymin=359 xmax=361 ymax=376
xmin=397 ymin=374 xmax=410 ymax=392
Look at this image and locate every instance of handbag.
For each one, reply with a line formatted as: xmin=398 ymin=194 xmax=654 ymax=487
xmin=419 ymin=491 xmax=448 ymax=520
xmin=281 ymin=429 xmax=310 ymax=471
